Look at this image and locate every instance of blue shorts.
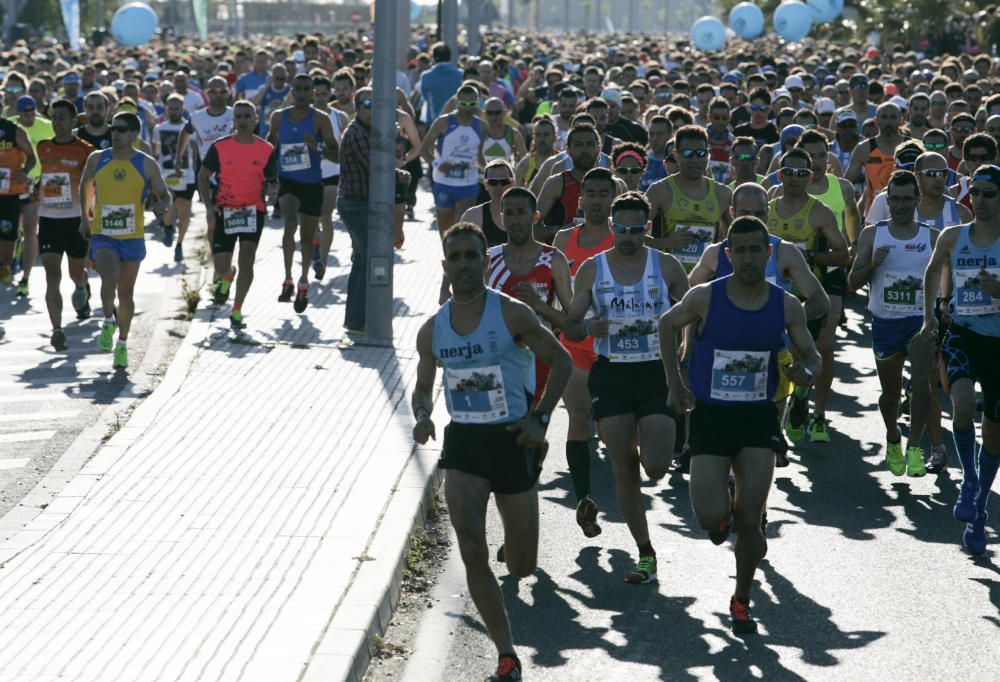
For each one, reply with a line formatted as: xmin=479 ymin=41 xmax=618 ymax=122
xmin=872 ymin=315 xmax=922 ymax=361
xmin=432 ymin=181 xmax=478 ymax=209
xmin=89 ymin=234 xmax=146 ymax=263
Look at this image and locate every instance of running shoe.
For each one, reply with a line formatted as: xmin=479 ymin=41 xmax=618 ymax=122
xmin=293 ymin=283 xmax=309 ymax=313
xmin=886 ymin=440 xmax=906 ymax=476
xmin=576 ymin=496 xmax=602 ymax=538
xmin=76 ymin=302 xmax=91 ymax=320
xmin=71 ymin=284 xmax=89 ymax=315
xmin=213 ymin=268 xmax=236 ymax=305
xmin=50 ymin=329 xmax=67 ymax=351
xmin=906 ymin=446 xmax=926 ymax=477
xmin=676 ymin=443 xmax=692 ymax=473
xmin=488 ymin=654 xmax=522 ymax=681
xmin=112 ymin=344 xmax=128 ymax=369
xmin=625 ymin=555 xmax=657 ymax=584
xmin=162 ymin=224 xmax=176 ymax=246
xmin=230 ymin=310 xmax=246 ymax=330
xmin=0 ymin=264 xmax=10 ymax=285
xmin=14 ymin=278 xmax=28 ymax=297
xmin=98 ymin=319 xmax=117 ymax=352
xmin=174 ymin=243 xmax=183 ymax=263
xmin=786 ymin=391 xmax=809 ymax=444
xmin=955 ymin=481 xmax=978 ymax=522
xmin=963 ymin=513 xmax=988 ymax=555
xmin=807 ymin=414 xmax=830 ymax=443
xmin=925 ymin=445 xmax=948 ymax=474
xmin=730 ymin=595 xmax=758 ymax=634
xmin=278 ymin=280 xmax=294 ymax=302
xmin=709 ymin=479 xmax=735 ymax=545
xmin=312 ymin=248 xmax=326 ymax=280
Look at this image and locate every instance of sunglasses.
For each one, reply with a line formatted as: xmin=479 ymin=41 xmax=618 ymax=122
xmin=457 ymin=100 xmax=478 ymax=108
xmin=358 ymin=98 xmax=373 ymax=109
xmin=750 ymin=104 xmax=770 ymax=112
xmin=611 ymin=221 xmax=646 ymax=235
xmin=207 ymin=88 xmax=228 ymax=94
xmin=919 ymin=169 xmax=948 ymax=178
xmin=780 ymin=167 xmax=812 ymax=178
xmin=896 ymin=161 xmax=916 ymax=170
xmin=732 ymin=153 xmax=757 ymax=161
xmin=678 ymin=148 xmax=709 ymax=159
xmin=923 ymin=142 xmax=947 ymax=150
xmin=111 ymin=125 xmax=132 ymax=133
xmin=953 ymin=126 xmax=975 ymax=134
xmin=485 ymin=178 xmax=513 ymax=187
xmin=655 ymin=92 xmax=671 ymax=99
xmin=970 ymin=187 xmax=1000 ymax=198
xmin=616 ymin=167 xmax=644 ymax=175
xmin=887 ymin=195 xmax=917 ymax=203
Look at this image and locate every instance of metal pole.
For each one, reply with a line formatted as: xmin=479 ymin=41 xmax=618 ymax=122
xmin=468 ymin=0 xmax=481 ymax=56
xmin=364 ymin=0 xmax=398 ymax=345
xmin=442 ymin=0 xmax=457 ymax=63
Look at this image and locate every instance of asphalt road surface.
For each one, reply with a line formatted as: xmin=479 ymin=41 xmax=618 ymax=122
xmin=390 ymin=299 xmax=1000 ymax=681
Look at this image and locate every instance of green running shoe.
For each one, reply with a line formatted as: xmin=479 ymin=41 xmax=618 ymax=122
xmin=906 ymin=446 xmax=926 ymax=477
xmin=14 ymin=278 xmax=28 ymax=297
xmin=230 ymin=309 xmax=246 ymax=330
xmin=112 ymin=344 xmax=128 ymax=369
xmin=98 ymin=320 xmax=117 ymax=352
xmin=625 ymin=555 xmax=657 ymax=584
xmin=785 ymin=422 xmax=806 ymax=444
xmin=808 ymin=415 xmax=831 ymax=443
xmin=886 ymin=440 xmax=905 ymax=476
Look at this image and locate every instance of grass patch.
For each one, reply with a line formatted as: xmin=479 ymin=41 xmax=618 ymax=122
xmin=180 ymin=279 xmax=200 ymax=320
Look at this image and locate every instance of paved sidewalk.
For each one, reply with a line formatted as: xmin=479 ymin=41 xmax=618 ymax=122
xmin=0 ymin=194 xmax=445 ymax=682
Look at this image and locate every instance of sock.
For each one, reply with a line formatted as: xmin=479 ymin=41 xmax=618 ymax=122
xmin=954 ymin=427 xmax=978 ymax=486
xmin=223 ymin=270 xmax=235 ymax=282
xmin=566 ymin=440 xmax=591 ymax=501
xmin=977 ymin=450 xmax=1000 ymax=515
xmin=233 ymin=303 xmax=242 ymax=312
xmin=637 ymin=541 xmax=654 ymax=557
xmin=104 ymin=315 xmax=115 ymax=326
xmin=283 ymin=277 xmax=293 ymax=285
xmin=116 ymin=338 xmax=126 ymax=348
xmin=312 ymin=237 xmax=321 ymax=247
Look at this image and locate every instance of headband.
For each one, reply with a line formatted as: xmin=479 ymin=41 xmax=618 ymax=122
xmin=615 ymin=150 xmax=645 ymax=167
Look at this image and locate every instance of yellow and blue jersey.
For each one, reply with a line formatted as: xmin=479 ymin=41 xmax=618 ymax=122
xmin=93 ymin=150 xmax=149 ymax=239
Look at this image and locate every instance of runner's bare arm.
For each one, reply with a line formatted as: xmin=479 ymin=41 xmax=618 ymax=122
xmin=812 ymin=202 xmax=850 ymax=266
xmin=847 ymin=225 xmax=878 ymax=291
xmin=780 ymin=243 xmax=829 ymax=320
xmin=688 ymin=242 xmax=720 ymax=286
xmin=503 ymin=298 xmax=572 ymax=416
xmin=14 ymin=126 xmax=34 ymax=178
xmin=784 ymin=293 xmax=822 ymax=383
xmin=658 ymin=284 xmax=711 ymax=411
xmin=561 ymin=259 xmax=599 ymax=341
xmin=314 ymin=113 xmax=339 ymax=163
xmin=399 ymin=112 xmax=422 ymax=163
xmin=514 ymin=155 xmax=529 ymax=187
xmin=550 ymin=249 xmax=573 ymax=312
xmin=921 ymin=225 xmax=958 ymax=337
xmin=661 ymin=252 xmax=691 ymax=302
xmin=512 ymin=129 xmax=527 ymax=161
xmin=78 ymin=152 xmax=99 ymax=238
xmin=534 ymin=173 xmax=564 ymax=243
xmin=143 ymin=155 xmax=172 ymax=215
xmin=411 ymin=318 xmax=438 ymax=444
xmin=417 ymin=116 xmax=446 ymax=166
xmin=529 ymin=155 xmax=557 ymax=196
xmin=266 ymin=109 xmax=283 ymax=147
xmin=715 ymin=183 xmax=733 ymax=236
xmin=845 ymin=140 xmax=869 ymax=184
xmin=840 ymin=178 xmax=862 ymax=243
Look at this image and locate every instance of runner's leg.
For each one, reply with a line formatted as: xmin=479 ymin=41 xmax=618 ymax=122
xmin=494 ymin=487 xmax=539 ymax=578
xmin=731 ymin=447 xmax=775 ymax=600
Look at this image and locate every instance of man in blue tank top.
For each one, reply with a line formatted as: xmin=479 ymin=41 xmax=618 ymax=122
xmin=563 ymin=192 xmax=690 ymax=586
xmin=922 ymin=164 xmax=1000 ymax=556
xmin=659 ymin=216 xmax=821 ymax=634
xmin=266 ymin=74 xmax=340 ymax=313
xmin=411 ymin=223 xmax=571 ymax=682
xmin=849 ymin=171 xmax=937 ymax=478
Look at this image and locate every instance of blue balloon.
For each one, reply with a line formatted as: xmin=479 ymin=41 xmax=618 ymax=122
xmin=111 ymin=2 xmax=158 ymax=47
xmin=807 ymin=0 xmax=843 ymax=23
xmin=773 ymin=1 xmax=813 ymax=42
xmin=729 ymin=3 xmax=765 ymax=39
xmin=691 ymin=16 xmax=726 ymax=52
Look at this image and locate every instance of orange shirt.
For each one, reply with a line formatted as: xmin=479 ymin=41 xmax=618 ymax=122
xmin=37 ymin=137 xmax=93 ymax=218
xmin=0 ymin=118 xmax=28 ymax=196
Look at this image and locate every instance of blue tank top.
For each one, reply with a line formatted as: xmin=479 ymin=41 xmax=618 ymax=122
xmin=951 ymin=223 xmax=1000 ymax=336
xmin=590 ymin=249 xmax=670 ymax=362
xmin=639 ymin=152 xmax=668 ymax=192
xmin=432 ymin=290 xmax=533 ymax=424
xmin=690 ymin=277 xmax=786 ymax=405
xmin=716 ymin=234 xmax=791 ymax=291
xmin=917 ymin=196 xmax=961 ymax=230
xmin=277 ymin=108 xmax=322 ymax=183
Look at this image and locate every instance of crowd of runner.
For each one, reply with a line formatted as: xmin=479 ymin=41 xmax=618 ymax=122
xmin=0 ymin=26 xmax=998 ymax=682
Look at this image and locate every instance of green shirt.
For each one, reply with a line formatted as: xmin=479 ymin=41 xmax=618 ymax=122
xmin=7 ymin=115 xmax=54 ymax=180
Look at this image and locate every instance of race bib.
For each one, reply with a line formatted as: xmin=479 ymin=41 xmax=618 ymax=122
xmin=445 ymin=365 xmax=509 ymax=423
xmin=0 ymin=168 xmax=10 ymax=193
xmin=223 ymin=206 xmax=257 ymax=235
xmin=955 ymin=267 xmax=1000 ymax=316
xmin=99 ymin=204 xmax=136 ymax=236
xmin=881 ymin=271 xmax=923 ymax=314
xmin=608 ymin=316 xmax=659 ymax=362
xmin=41 ymin=172 xmax=72 ymax=208
xmin=711 ymin=349 xmax=769 ymax=402
xmin=445 ymin=161 xmax=469 ymax=180
xmin=672 ymin=224 xmax=715 ymax=264
xmin=280 ymin=143 xmax=311 ymax=172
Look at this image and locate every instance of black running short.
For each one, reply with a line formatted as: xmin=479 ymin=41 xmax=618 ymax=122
xmin=278 ymin=177 xmax=323 ymax=217
xmin=322 ymin=175 xmax=339 ymax=187
xmin=588 ymin=357 xmax=675 ymax=421
xmin=212 ymin=209 xmax=266 ymax=254
xmin=0 ymin=194 xmax=20 ymax=242
xmin=821 ymin=267 xmax=847 ymax=297
xmin=689 ymin=401 xmax=784 ymax=458
xmin=170 ymin=183 xmax=197 ymax=201
xmin=38 ymin=216 xmax=87 ymax=258
xmin=440 ymin=421 xmax=543 ymax=494
xmin=942 ymin=323 xmax=1000 ymax=422
xmin=807 ymin=314 xmax=828 ymax=341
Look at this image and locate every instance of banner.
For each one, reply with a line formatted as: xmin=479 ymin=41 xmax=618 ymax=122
xmin=60 ymin=0 xmax=80 ymax=51
xmin=193 ymin=0 xmax=208 ymax=40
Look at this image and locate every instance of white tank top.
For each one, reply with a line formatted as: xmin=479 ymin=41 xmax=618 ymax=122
xmin=320 ymin=108 xmax=345 ymax=178
xmin=868 ymin=220 xmax=932 ymax=320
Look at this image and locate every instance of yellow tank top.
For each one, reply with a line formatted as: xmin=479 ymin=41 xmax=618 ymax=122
xmin=93 ymin=150 xmax=148 ymax=239
xmin=810 ymin=175 xmax=846 ymax=237
xmin=663 ymin=175 xmax=721 ymax=271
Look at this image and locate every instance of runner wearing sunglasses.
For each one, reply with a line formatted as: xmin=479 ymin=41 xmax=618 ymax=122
xmin=562 ymin=190 xmax=689 ymax=585
xmin=611 ymin=142 xmax=646 ymax=192
xmin=846 ymin=102 xmax=906 ymax=215
xmin=460 ymin=159 xmax=516 ymax=247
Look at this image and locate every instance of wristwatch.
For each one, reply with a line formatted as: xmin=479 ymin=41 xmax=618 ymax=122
xmin=531 ymin=411 xmax=550 ymax=427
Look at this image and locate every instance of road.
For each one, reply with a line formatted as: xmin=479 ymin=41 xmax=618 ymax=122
xmin=0 ymin=213 xmax=205 ymax=521
xmin=387 ymin=300 xmax=1000 ymax=681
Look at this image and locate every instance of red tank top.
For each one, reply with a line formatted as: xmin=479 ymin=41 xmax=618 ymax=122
xmin=486 ymin=244 xmax=557 ymax=304
xmin=564 ymin=223 xmax=614 ymax=276
xmin=558 ymin=170 xmax=582 ymax=227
